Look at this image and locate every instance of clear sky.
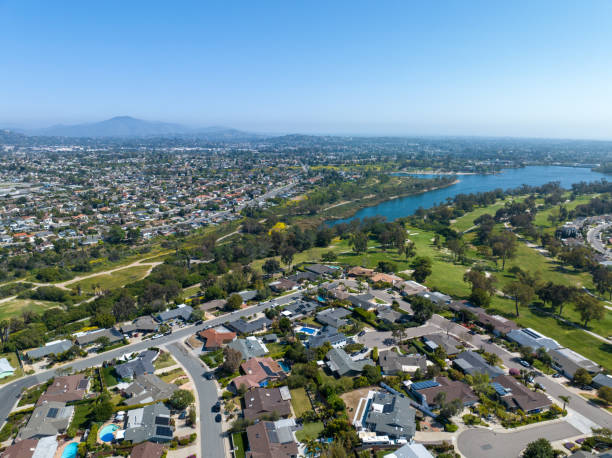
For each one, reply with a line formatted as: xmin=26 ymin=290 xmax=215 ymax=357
xmin=1 ymin=0 xmax=612 ymax=139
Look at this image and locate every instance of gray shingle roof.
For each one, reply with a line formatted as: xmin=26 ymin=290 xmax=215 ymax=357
xmin=124 ymin=402 xmax=173 ymax=443
xmin=75 ymin=327 xmax=123 ymax=346
xmin=26 ymin=340 xmax=73 ymax=360
xmin=507 ymin=328 xmax=560 ymax=352
xmin=454 ymin=351 xmax=504 ymax=378
xmin=227 ymin=317 xmax=272 ymax=335
xmin=157 ymin=305 xmax=193 ymax=322
xmin=316 ymin=307 xmax=351 ymax=327
xmin=116 ymin=350 xmax=157 ymax=380
xmin=326 ymin=348 xmax=373 ymax=376
xmin=365 ymin=392 xmax=416 ymax=439
xmin=307 ymin=326 xmax=347 ymax=349
xmin=18 ymin=401 xmax=74 ymax=440
xmin=228 ymin=338 xmax=268 ymax=360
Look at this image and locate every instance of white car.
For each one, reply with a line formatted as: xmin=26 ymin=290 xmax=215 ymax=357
xmin=151 ymin=333 xmax=163 ymax=339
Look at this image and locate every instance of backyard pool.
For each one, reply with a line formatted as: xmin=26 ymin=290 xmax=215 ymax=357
xmin=61 ymin=442 xmax=78 ymax=458
xmin=278 ymin=361 xmax=291 ymax=372
xmin=99 ymin=424 xmax=119 ymax=442
xmin=296 ymin=326 xmax=318 ymax=336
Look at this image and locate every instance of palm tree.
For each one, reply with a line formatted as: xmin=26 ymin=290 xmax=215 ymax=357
xmin=559 ymin=395 xmax=570 ymax=413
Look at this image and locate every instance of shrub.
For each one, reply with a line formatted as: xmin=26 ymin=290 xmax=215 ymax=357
xmin=444 ymin=423 xmax=458 ymax=432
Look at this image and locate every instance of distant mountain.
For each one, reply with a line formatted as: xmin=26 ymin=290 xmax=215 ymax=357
xmin=24 ymin=116 xmax=254 ymax=139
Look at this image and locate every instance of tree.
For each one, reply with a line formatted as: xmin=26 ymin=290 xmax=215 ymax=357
xmin=597 ymin=386 xmax=612 ymax=405
xmin=522 ymin=438 xmax=555 ymax=458
xmin=491 ymin=232 xmax=517 ymax=270
xmin=278 ymin=316 xmax=292 ymax=334
xmin=412 ymin=256 xmax=432 ymax=283
xmin=573 ymin=293 xmax=605 ymax=328
xmin=280 ymin=245 xmax=296 ymax=270
xmin=371 ymin=346 xmax=378 ymax=362
xmin=350 ymin=232 xmax=368 ymax=254
xmin=95 ymin=336 xmax=110 ymax=349
xmin=188 ymin=406 xmax=197 ymax=426
xmin=559 ymin=395 xmax=570 ymax=413
xmin=503 ymin=281 xmax=534 ymax=317
xmin=262 ymin=259 xmax=281 ymax=275
xmin=169 ymin=389 xmax=195 ymax=410
xmin=321 ymin=251 xmax=337 ymax=262
xmin=573 ymin=368 xmax=592 ymax=387
xmin=226 ymin=293 xmax=243 ymax=311
xmin=222 ymin=347 xmax=243 ymax=374
xmin=404 ymin=240 xmax=416 ymax=259
xmin=447 ymin=238 xmax=467 ymax=262
xmin=411 ymin=296 xmax=434 ymax=324
xmin=537 ymin=282 xmax=576 ymax=317
xmin=105 ymin=225 xmax=125 ymax=244
xmin=92 ymin=398 xmax=113 ymax=422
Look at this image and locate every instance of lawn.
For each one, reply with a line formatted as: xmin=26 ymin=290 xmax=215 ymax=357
xmin=0 ymin=298 xmax=61 ymax=321
xmin=70 ymin=401 xmax=95 ymax=430
xmin=159 ymin=367 xmax=187 ymax=383
xmin=580 ymin=393 xmax=612 ymax=413
xmin=451 ymin=199 xmax=509 ymax=233
xmin=0 ymin=352 xmax=24 ymax=385
xmin=153 ymin=351 xmax=177 ymax=370
xmin=101 ymin=367 xmax=119 ymax=387
xmin=295 ymin=421 xmax=324 ymax=442
xmin=265 ymin=342 xmax=287 ymax=359
xmin=290 ymin=388 xmax=312 ymax=417
xmin=232 ymin=432 xmax=247 ymax=458
xmin=18 ymin=381 xmax=51 ymax=406
xmin=72 ymin=265 xmax=152 ymax=294
xmin=200 ymin=349 xmax=224 ymax=368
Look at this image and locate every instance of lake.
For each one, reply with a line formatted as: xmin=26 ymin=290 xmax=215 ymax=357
xmin=330 ymin=166 xmax=608 ymax=225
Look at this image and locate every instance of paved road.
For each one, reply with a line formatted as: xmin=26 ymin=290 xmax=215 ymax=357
xmin=0 ymin=290 xmax=302 ymax=431
xmin=167 ymin=342 xmax=223 ymax=458
xmin=457 ymin=422 xmax=581 ymax=458
xmin=587 ymin=222 xmax=612 ymax=256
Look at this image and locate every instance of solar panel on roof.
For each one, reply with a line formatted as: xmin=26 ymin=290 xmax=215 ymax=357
xmin=77 ymin=379 xmax=89 ymax=390
xmin=155 ymin=416 xmax=170 ymax=425
xmin=490 ymin=382 xmax=509 ymax=396
xmin=156 ymin=426 xmax=173 ymax=437
xmin=411 ymin=380 xmax=440 ymax=390
xmin=47 ymin=407 xmax=59 ymax=418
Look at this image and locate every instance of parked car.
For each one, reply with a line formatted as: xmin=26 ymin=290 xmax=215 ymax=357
xmin=212 ymin=402 xmax=221 ymax=413
xmin=152 ymin=334 xmax=163 ymax=339
xmin=519 ymin=359 xmax=531 ymax=368
xmin=195 ymin=320 xmax=204 ymax=325
xmin=205 ymin=372 xmax=215 ymax=380
xmin=358 ymin=331 xmax=366 ymax=337
xmin=215 ymin=414 xmax=222 ymax=422
xmin=552 ymin=373 xmax=562 ymax=378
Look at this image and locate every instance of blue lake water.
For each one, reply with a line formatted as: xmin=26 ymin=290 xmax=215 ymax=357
xmin=330 ymin=166 xmax=607 ymax=225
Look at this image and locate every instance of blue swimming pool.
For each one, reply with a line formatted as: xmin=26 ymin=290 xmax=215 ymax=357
xmin=278 ymin=361 xmax=291 ymax=372
xmin=99 ymin=424 xmax=119 ymax=442
xmin=297 ymin=326 xmax=317 ymax=335
xmin=61 ymin=442 xmax=78 ymax=458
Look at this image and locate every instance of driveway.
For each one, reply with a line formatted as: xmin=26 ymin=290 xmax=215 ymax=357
xmin=167 ymin=342 xmax=223 ymax=458
xmin=457 ymin=422 xmax=580 ymax=458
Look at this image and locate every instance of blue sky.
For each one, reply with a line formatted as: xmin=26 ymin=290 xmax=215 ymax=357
xmin=1 ymin=0 xmax=612 ymax=138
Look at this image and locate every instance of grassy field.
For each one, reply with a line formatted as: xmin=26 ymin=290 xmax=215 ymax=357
xmin=70 ymin=401 xmax=95 ymax=430
xmin=452 ymin=199 xmax=510 ymax=233
xmin=295 ymin=421 xmax=324 ymax=442
xmin=290 ymin=387 xmax=312 ymax=417
xmin=101 ymin=367 xmax=119 ymax=386
xmin=153 ymin=351 xmax=177 ymax=370
xmin=0 ymin=353 xmax=23 ymax=385
xmin=72 ymin=265 xmax=152 ymax=294
xmin=0 ymin=298 xmax=61 ymax=321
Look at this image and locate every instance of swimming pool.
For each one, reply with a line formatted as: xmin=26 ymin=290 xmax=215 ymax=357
xmin=61 ymin=442 xmax=78 ymax=458
xmin=296 ymin=326 xmax=318 ymax=335
xmin=99 ymin=424 xmax=119 ymax=442
xmin=278 ymin=361 xmax=291 ymax=372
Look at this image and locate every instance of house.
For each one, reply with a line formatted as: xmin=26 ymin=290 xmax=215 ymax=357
xmin=269 ymin=278 xmax=298 ymax=293
xmin=347 ymin=266 xmax=374 ymax=278
xmin=0 ymin=357 xmax=15 ymax=379
xmin=281 ymin=299 xmax=318 ymax=320
xmin=230 ymin=357 xmax=285 ymax=392
xmin=156 ymin=304 xmax=193 ymax=322
xmin=228 ymin=337 xmax=269 ymax=360
xmin=415 ymin=291 xmax=451 ymax=306
xmin=287 ymin=271 xmax=318 ymax=283
xmin=245 ymin=419 xmax=299 ymax=458
xmin=507 ymin=328 xmax=560 ymax=352
xmin=397 ymin=280 xmax=428 ymax=296
xmin=1 ymin=436 xmax=58 ymax=458
xmin=263 ymin=334 xmax=278 ymax=343
xmin=26 ymin=340 xmax=73 ymax=361
xmin=199 ymin=299 xmax=227 ymax=312
xmin=304 ymin=264 xmax=337 ymax=277
xmin=37 ymin=374 xmax=89 ymax=405
xmin=238 ymin=290 xmax=258 ymax=302
xmin=453 ymin=351 xmax=504 ymax=378
xmin=243 ymin=386 xmax=292 ymax=420
xmin=198 ymin=328 xmax=237 ymax=351
xmin=549 ymin=347 xmax=601 ymax=378
xmin=378 ymin=350 xmax=427 ymax=375
xmin=592 ymin=373 xmax=612 ymax=389
xmin=370 ymin=273 xmax=402 ymax=285
xmin=121 ymin=316 xmax=159 ymax=335
xmin=129 ymin=441 xmax=166 ymax=458
xmin=124 ymin=402 xmax=174 ymax=443
xmin=491 ymin=374 xmax=551 ymax=414
xmin=326 ymin=348 xmax=374 ymax=377
xmin=123 ymin=374 xmax=178 ymax=406
xmin=349 ymin=293 xmax=378 ymax=311
xmin=307 ymin=326 xmax=347 ymax=349
xmin=387 ymin=443 xmax=434 ymax=458
xmin=377 ymin=307 xmax=403 ymax=324
xmin=115 ymin=350 xmax=158 ymax=380
xmin=422 ymin=334 xmax=462 ymax=356
xmin=410 ymin=377 xmax=478 ymax=409
xmin=75 ymin=327 xmax=123 ymax=347
xmin=363 ymin=392 xmax=416 ymax=440
xmin=17 ymin=401 xmax=74 ymax=440
xmin=316 ymin=307 xmax=351 ymax=328
xmin=226 ymin=317 xmax=272 ymax=335
xmin=476 ymin=313 xmax=519 ymax=336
